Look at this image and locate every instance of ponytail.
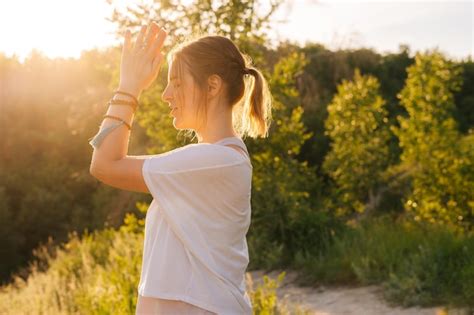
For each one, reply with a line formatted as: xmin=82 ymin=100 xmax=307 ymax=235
xmin=242 ymin=66 xmax=273 ymax=138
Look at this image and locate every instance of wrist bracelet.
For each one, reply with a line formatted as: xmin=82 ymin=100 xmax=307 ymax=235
xmin=108 ymin=99 xmax=138 ymax=112
xmin=114 ymin=89 xmax=139 ymax=105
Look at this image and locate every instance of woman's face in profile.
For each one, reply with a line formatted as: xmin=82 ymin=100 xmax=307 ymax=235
xmin=162 ymin=60 xmax=203 ymax=131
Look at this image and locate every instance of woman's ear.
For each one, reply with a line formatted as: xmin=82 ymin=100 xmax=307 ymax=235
xmin=207 ymin=74 xmax=223 ymax=98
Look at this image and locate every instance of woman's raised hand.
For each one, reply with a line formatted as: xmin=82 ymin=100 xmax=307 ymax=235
xmin=118 ymin=22 xmax=168 ymax=99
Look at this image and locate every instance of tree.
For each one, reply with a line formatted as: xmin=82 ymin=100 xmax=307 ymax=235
xmin=322 ymin=69 xmax=392 ymax=219
xmin=392 ymin=49 xmax=474 ymax=233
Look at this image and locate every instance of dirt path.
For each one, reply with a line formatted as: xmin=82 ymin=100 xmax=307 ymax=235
xmin=247 ymin=269 xmax=470 ymax=315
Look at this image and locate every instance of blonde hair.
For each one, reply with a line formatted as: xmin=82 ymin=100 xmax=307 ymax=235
xmin=166 ymin=34 xmax=273 ymax=140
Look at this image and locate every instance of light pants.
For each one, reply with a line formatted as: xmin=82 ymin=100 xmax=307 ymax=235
xmin=135 ymin=295 xmax=217 ymax=315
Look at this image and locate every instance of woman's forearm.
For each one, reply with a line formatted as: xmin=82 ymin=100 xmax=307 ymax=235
xmin=90 ymin=21 xmax=166 ymax=171
xmin=90 ymin=89 xmax=140 ymax=169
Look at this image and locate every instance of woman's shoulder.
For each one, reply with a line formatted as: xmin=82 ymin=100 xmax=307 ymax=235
xmin=175 ymin=142 xmax=247 ymax=161
xmin=144 ymin=143 xmax=248 ymax=174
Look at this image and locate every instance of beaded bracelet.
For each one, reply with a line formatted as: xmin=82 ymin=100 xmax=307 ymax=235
xmin=108 ymin=99 xmax=138 ymax=112
xmin=103 ymin=114 xmax=132 ymax=130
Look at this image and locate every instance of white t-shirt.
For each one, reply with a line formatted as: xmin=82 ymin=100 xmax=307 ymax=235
xmin=138 ymin=136 xmax=253 ymax=315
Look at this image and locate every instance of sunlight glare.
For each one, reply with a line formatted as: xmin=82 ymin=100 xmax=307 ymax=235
xmin=0 ymin=0 xmax=116 ymax=62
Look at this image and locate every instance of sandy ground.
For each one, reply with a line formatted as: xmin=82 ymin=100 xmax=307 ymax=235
xmin=247 ymin=269 xmax=471 ymax=315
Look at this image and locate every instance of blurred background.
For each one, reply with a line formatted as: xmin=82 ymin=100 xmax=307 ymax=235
xmin=0 ymin=0 xmax=473 ymax=313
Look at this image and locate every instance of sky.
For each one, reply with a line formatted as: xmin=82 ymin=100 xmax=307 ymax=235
xmin=0 ymin=0 xmax=472 ymax=63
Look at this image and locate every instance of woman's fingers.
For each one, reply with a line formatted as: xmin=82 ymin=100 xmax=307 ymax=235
xmin=122 ymin=30 xmax=132 ymax=56
xmin=148 ymin=27 xmax=167 ymax=59
xmin=142 ymin=22 xmax=160 ymax=53
xmin=132 ymin=25 xmax=148 ymax=54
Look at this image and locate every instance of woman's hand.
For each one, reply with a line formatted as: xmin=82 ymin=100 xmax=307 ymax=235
xmin=118 ymin=22 xmax=168 ymax=99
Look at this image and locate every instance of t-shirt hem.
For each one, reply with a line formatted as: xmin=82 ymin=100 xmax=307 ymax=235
xmin=137 ymin=289 xmax=220 ymax=314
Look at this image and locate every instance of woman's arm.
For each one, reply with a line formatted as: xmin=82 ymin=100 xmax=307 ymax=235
xmin=89 ymin=22 xmax=167 ymax=193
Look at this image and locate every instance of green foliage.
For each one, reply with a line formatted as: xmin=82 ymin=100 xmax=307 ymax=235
xmin=383 ymin=229 xmax=474 ymax=307
xmin=295 ymin=215 xmax=474 ymax=308
xmin=323 ymin=68 xmax=392 ymax=217
xmin=392 ymin=50 xmax=474 ymax=232
xmin=294 ymin=44 xmax=413 ymax=173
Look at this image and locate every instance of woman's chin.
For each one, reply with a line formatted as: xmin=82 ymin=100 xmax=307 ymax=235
xmin=172 ymin=117 xmax=182 ymax=129
xmin=171 ymin=115 xmax=191 ymax=130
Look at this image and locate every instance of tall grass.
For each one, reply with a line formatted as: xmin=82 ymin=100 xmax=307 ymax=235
xmin=0 ymin=228 xmax=142 ymax=315
xmin=1 ymin=213 xmax=473 ymax=313
xmin=0 ymin=219 xmax=308 ymax=314
xmin=293 ymin=215 xmax=474 ymax=309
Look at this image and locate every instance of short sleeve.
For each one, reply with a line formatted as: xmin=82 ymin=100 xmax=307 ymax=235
xmin=142 ymin=143 xmax=246 ymax=175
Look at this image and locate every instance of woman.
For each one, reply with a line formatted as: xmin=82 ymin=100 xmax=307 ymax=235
xmin=89 ymin=21 xmax=273 ymax=314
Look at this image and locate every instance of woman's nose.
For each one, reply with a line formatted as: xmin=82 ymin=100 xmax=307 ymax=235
xmin=162 ymin=87 xmax=172 ymax=103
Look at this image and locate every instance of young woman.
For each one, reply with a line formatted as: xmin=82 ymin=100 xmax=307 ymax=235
xmin=89 ymin=21 xmax=273 ymax=314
